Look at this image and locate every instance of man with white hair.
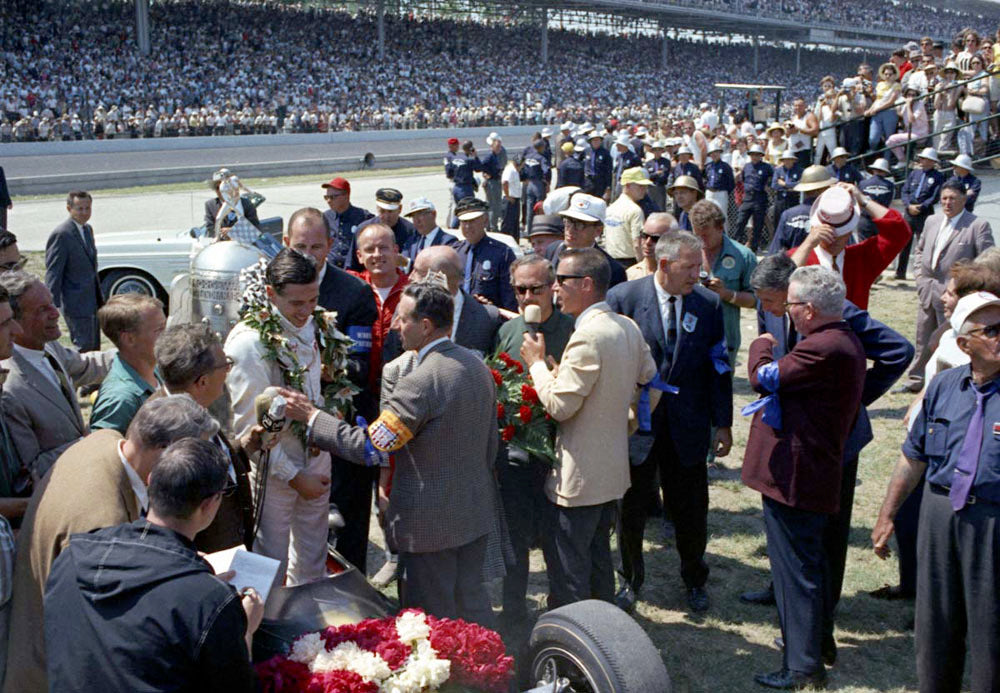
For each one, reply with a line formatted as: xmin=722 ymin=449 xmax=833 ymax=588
xmin=743 ymin=266 xmax=866 ymax=690
xmin=873 ymin=292 xmax=1000 ymax=692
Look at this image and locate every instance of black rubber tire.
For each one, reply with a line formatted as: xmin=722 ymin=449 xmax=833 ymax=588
xmin=526 ymin=599 xmax=671 ymax=693
xmin=100 ymin=268 xmax=168 ymax=305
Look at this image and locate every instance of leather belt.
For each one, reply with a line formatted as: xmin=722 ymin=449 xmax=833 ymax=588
xmin=929 ymin=482 xmax=999 ymax=507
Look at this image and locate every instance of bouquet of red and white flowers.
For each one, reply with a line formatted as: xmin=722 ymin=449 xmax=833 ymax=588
xmin=256 ymin=609 xmax=514 ymax=693
xmin=487 ymin=352 xmax=557 ymax=465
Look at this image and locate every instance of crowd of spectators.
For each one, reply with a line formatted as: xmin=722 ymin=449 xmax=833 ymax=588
xmin=3 ymin=0 xmax=994 ymax=143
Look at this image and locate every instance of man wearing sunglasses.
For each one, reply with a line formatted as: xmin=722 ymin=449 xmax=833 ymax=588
xmin=319 ymin=177 xmax=373 ymax=270
xmin=543 ymin=193 xmax=627 ymax=288
xmin=873 ymin=292 xmax=1000 ymax=693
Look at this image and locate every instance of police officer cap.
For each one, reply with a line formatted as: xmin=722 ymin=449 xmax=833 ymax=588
xmin=793 ymin=165 xmax=835 ymax=192
xmin=667 ymin=175 xmax=703 ymax=195
xmin=677 ymin=146 xmax=693 ymax=156
xmin=748 ymin=144 xmax=765 ymax=155
xmin=375 ymin=188 xmax=404 ymax=210
xmin=779 ymin=149 xmax=799 ymax=161
xmin=952 ymin=154 xmax=974 ymax=172
xmin=561 ymin=121 xmax=574 ymax=131
xmin=527 ymin=214 xmax=564 ymax=238
xmin=707 ymin=141 xmax=724 ymax=154
xmin=587 ymin=130 xmax=604 ymax=141
xmin=454 ymin=197 xmax=490 ymax=221
xmin=869 ymin=158 xmax=892 ymax=174
xmin=541 ymin=127 xmax=553 ymax=138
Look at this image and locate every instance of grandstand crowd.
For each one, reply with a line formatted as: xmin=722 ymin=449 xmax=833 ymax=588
xmin=1 ymin=0 xmax=998 ymax=143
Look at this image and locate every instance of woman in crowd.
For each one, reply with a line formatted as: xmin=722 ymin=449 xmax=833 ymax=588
xmin=866 ymin=62 xmax=901 ymax=153
xmin=885 ymin=85 xmax=929 ymax=164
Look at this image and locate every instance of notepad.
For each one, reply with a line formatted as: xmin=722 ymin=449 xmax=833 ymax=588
xmin=205 ymin=546 xmax=281 ymax=603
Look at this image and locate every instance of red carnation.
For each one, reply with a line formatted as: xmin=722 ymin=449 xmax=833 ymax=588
xmin=518 ymin=405 xmax=532 ymax=424
xmin=513 ymin=361 xmax=524 ymax=374
xmin=521 ymin=384 xmax=539 ymax=404
xmin=375 ymin=639 xmax=412 ymax=670
xmin=496 ymin=402 xmax=505 ymax=419
xmin=498 ymin=352 xmax=516 ymax=368
xmin=255 ymin=656 xmax=311 ymax=693
xmin=306 ymin=669 xmax=377 ymax=693
xmin=501 ymin=425 xmax=515 ymax=442
xmin=490 ymin=368 xmax=503 ymax=386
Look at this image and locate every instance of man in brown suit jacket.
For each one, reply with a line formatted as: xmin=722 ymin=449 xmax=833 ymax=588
xmin=3 ymin=396 xmax=219 ymax=693
xmin=905 ymin=181 xmax=994 ymax=391
xmin=742 ymin=267 xmax=866 ymax=691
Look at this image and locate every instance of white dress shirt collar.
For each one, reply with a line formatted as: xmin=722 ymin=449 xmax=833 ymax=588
xmin=13 ymin=343 xmax=61 ymax=390
xmin=118 ymin=439 xmax=148 ymax=513
xmin=418 ymin=336 xmax=450 ymax=363
xmin=813 ymin=246 xmax=846 ymax=275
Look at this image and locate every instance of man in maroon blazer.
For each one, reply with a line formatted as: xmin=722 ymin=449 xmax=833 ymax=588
xmin=742 ymin=266 xmax=866 ymax=691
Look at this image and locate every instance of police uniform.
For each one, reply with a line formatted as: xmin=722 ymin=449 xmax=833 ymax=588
xmin=454 ymin=198 xmax=518 ymax=311
xmin=948 ymin=172 xmax=981 ymax=212
xmin=451 ymin=152 xmax=483 ymax=205
xmin=826 ymin=162 xmax=863 ymax=185
xmin=768 ymin=202 xmax=813 ymax=254
xmin=898 ymin=167 xmax=945 ymax=278
xmin=444 ymin=146 xmax=460 ymax=223
xmin=644 ymin=155 xmax=671 ymax=211
xmin=704 ymin=159 xmax=736 ymax=230
xmin=323 ymin=204 xmax=375 ymax=268
xmin=481 ymin=149 xmax=504 ymax=232
xmin=612 ymin=147 xmax=642 ymax=199
xmin=557 ymin=153 xmax=585 ymax=189
xmin=771 ymin=162 xmax=804 ymax=224
xmin=736 ymin=159 xmax=774 ymax=252
xmin=585 ymin=144 xmax=613 ymax=199
xmin=857 ymin=174 xmax=896 ymax=239
xmin=903 ymin=365 xmax=1000 ymax=691
xmin=669 ymin=161 xmax=703 ymax=192
xmin=520 ymin=148 xmax=551 ymax=235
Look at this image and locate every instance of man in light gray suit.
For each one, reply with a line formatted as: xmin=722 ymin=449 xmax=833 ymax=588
xmin=0 ymin=271 xmax=113 ymax=479
xmin=281 ymin=283 xmax=499 ymax=626
xmin=905 ymin=180 xmax=995 ymax=391
xmin=44 ymin=191 xmax=104 ymax=352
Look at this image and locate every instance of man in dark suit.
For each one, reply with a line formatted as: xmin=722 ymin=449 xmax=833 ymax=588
xmin=742 ymin=266 xmax=866 ymax=690
xmin=607 ymin=231 xmax=733 ymax=613
xmin=203 ymin=169 xmax=260 ymax=236
xmin=544 ymin=193 xmax=627 ymax=288
xmin=283 ymin=207 xmax=379 ymax=573
xmin=454 ymin=197 xmax=517 ymax=311
xmin=0 ymin=165 xmax=11 ymax=232
xmin=44 ymin=190 xmax=104 ymax=352
xmin=281 ymin=283 xmax=501 ymax=626
xmin=399 ymin=197 xmax=458 ymax=271
xmin=741 ymin=254 xmax=914 ymax=664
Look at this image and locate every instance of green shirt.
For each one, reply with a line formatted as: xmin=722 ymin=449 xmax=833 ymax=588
xmin=711 ymin=234 xmax=757 ymax=356
xmin=89 ymin=356 xmax=160 ymax=435
xmin=494 ymin=308 xmax=576 ymax=367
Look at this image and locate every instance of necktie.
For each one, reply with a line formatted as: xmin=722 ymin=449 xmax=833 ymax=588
xmin=82 ymin=224 xmax=96 ymax=259
xmin=44 ymin=353 xmax=76 ymax=409
xmin=463 ymin=247 xmax=474 ymax=293
xmin=665 ymin=296 xmax=678 ymax=363
xmin=949 ymin=380 xmax=997 ymax=510
xmin=914 ymin=172 xmax=926 ymax=201
xmin=831 ymin=256 xmax=841 ymax=273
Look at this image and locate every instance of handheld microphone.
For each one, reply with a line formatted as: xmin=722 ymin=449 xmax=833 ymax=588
xmin=524 ymin=304 xmax=542 ymax=338
xmin=254 ymin=386 xmax=287 ymax=446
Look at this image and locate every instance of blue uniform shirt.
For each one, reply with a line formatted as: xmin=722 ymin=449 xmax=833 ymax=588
xmin=452 ymin=153 xmax=483 ymax=188
xmin=324 ymin=205 xmax=375 ymax=268
xmin=858 ymin=174 xmax=896 ymax=208
xmin=704 ymin=160 xmax=735 ymax=192
xmin=521 ymin=151 xmax=551 ymax=192
xmin=558 ymin=156 xmax=585 ymax=188
xmin=455 ymin=235 xmax=518 ymax=311
xmin=585 ymin=146 xmax=613 ymax=196
xmin=827 ymin=163 xmax=863 ymax=185
xmin=768 ymin=202 xmax=812 ymax=254
xmin=772 ymin=163 xmax=804 ymax=200
xmin=480 ymin=151 xmax=503 ymax=180
xmin=904 ymin=367 xmax=1000 ymax=504
xmin=443 ymin=151 xmax=459 ymax=180
xmin=901 ymin=168 xmax=945 ymax=213
xmin=644 ymin=156 xmax=671 ymax=187
xmin=947 ymin=173 xmax=981 ymax=212
xmin=670 ymin=161 xmax=703 ymax=189
xmin=742 ymin=161 xmax=774 ymax=197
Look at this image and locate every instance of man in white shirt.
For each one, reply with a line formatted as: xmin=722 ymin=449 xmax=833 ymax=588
xmin=500 ymin=155 xmax=524 ymax=240
xmin=604 ymin=167 xmax=650 ymax=266
xmin=225 ymin=249 xmax=331 ymax=585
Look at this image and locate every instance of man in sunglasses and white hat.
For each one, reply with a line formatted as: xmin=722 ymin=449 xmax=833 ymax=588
xmin=791 ymin=183 xmax=911 ymax=310
xmin=544 ymin=194 xmax=627 ymax=289
xmin=897 ymin=147 xmax=945 ymax=280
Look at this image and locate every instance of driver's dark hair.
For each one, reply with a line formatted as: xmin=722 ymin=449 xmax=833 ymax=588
xmin=148 ymin=438 xmax=229 ymax=520
xmin=750 ymin=253 xmax=797 ymax=292
xmin=402 ymin=283 xmax=453 ymax=330
xmin=266 ymin=248 xmax=317 ymax=294
xmin=558 ymin=248 xmax=610 ymax=296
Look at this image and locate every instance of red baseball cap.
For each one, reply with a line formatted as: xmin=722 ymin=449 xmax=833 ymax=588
xmin=321 ymin=177 xmax=350 ymax=193
xmin=447 ymin=137 xmax=459 ymax=146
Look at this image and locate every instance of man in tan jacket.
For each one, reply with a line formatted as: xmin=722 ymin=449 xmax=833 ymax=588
xmin=521 ymin=247 xmax=656 ymax=609
xmin=3 ymin=396 xmax=218 ymax=693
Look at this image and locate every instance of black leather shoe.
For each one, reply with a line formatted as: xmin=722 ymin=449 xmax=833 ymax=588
xmin=687 ymin=586 xmax=709 ymax=612
xmin=821 ymin=635 xmax=837 ymax=667
xmin=869 ymin=583 xmax=915 ymax=601
xmin=754 ymin=668 xmax=827 ymax=690
xmin=741 ymin=586 xmax=776 ymax=606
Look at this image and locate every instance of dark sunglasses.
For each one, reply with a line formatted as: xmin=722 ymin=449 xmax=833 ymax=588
xmin=556 ymin=274 xmax=587 ymax=285
xmin=639 ymin=232 xmax=662 ymax=242
xmin=514 ymin=284 xmax=548 ymax=296
xmin=966 ymin=322 xmax=1000 ymax=340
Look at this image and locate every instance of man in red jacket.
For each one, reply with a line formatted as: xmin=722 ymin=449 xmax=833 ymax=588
xmin=790 ymin=183 xmax=911 ymax=310
xmin=742 ymin=266 xmax=867 ymax=690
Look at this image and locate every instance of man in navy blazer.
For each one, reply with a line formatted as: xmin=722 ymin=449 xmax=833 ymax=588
xmin=607 ymin=231 xmax=733 ymax=613
xmin=742 ymin=254 xmax=914 ymax=665
xmin=44 ymin=191 xmax=104 ymax=351
xmin=399 ymin=198 xmax=458 ymax=271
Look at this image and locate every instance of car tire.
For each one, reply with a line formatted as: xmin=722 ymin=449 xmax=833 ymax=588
xmin=526 ymin=600 xmax=670 ymax=693
xmin=100 ymin=269 xmax=167 ymax=305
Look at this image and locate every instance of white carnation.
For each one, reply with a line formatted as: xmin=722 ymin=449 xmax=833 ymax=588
xmin=312 ymin=641 xmax=392 ymax=682
xmin=288 ymin=632 xmax=325 ymax=664
xmin=394 ymin=611 xmax=431 ymax=643
xmin=379 ymin=650 xmax=450 ymax=693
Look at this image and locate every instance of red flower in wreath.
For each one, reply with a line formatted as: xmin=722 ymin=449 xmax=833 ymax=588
xmin=518 ymin=405 xmax=533 ymax=424
xmin=490 ymin=368 xmax=503 ymax=386
xmin=496 ymin=402 xmax=505 ymax=419
xmin=521 ymin=384 xmax=539 ymax=404
xmin=501 ymin=425 xmax=516 ymax=442
xmin=306 ymin=670 xmax=377 ymax=693
xmin=255 ymin=656 xmax=311 ymax=693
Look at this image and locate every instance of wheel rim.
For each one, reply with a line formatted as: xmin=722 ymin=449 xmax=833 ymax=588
xmin=109 ymin=275 xmax=156 ymax=296
xmin=531 ymin=645 xmax=601 ymax=692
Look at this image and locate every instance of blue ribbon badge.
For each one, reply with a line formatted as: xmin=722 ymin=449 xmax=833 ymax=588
xmin=637 ymin=374 xmax=680 ymax=433
xmin=740 ymin=361 xmax=782 ymax=429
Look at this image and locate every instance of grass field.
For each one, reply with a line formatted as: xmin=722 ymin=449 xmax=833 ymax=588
xmin=30 ymin=242 xmax=926 ymax=692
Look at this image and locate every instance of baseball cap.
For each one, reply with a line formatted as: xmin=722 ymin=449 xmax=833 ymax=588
xmin=620 ymin=167 xmax=653 ymax=186
xmin=447 ymin=137 xmax=459 ymax=146
xmin=951 ymin=291 xmax=1000 ymax=333
xmin=403 ymin=197 xmax=435 ymax=216
xmin=321 ymin=176 xmax=350 ymax=193
xmin=375 ymin=188 xmax=403 ymax=211
xmin=808 ymin=187 xmax=860 ymax=237
xmin=454 ymin=197 xmax=489 ymax=221
xmin=542 ymin=186 xmax=582 ymax=215
xmin=558 ymin=194 xmax=606 ymax=224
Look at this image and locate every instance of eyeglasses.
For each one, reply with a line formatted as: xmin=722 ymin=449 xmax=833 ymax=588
xmin=783 ymin=301 xmax=808 ymax=311
xmin=555 ymin=274 xmax=586 ymax=285
xmin=639 ymin=232 xmax=662 ymax=242
xmin=966 ymin=322 xmax=1000 ymax=340
xmin=324 ymin=192 xmax=346 ymax=200
xmin=514 ymin=284 xmax=548 ymax=296
xmin=563 ymin=218 xmax=602 ymax=230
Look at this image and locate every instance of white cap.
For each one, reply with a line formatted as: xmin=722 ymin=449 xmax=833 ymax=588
xmin=403 ymin=197 xmax=435 ymax=216
xmin=677 ymin=146 xmax=693 ymax=155
xmin=486 ymin=131 xmax=501 ymax=144
xmin=951 ymin=291 xmax=1000 ymax=333
xmin=573 ymin=138 xmax=587 ymax=152
xmin=809 ymin=187 xmax=860 ymax=237
xmin=542 ymin=186 xmax=582 ymax=215
xmin=561 ymin=121 xmax=574 ymax=131
xmin=707 ymin=140 xmax=724 ymax=154
xmin=749 ymin=144 xmax=765 ymax=155
xmin=558 ymin=193 xmax=606 ymax=224
xmin=917 ymin=147 xmax=940 ymax=163
xmin=952 ymin=153 xmax=974 ymax=172
xmin=831 ymin=147 xmax=849 ymax=159
xmin=541 ymin=127 xmax=553 ymax=138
